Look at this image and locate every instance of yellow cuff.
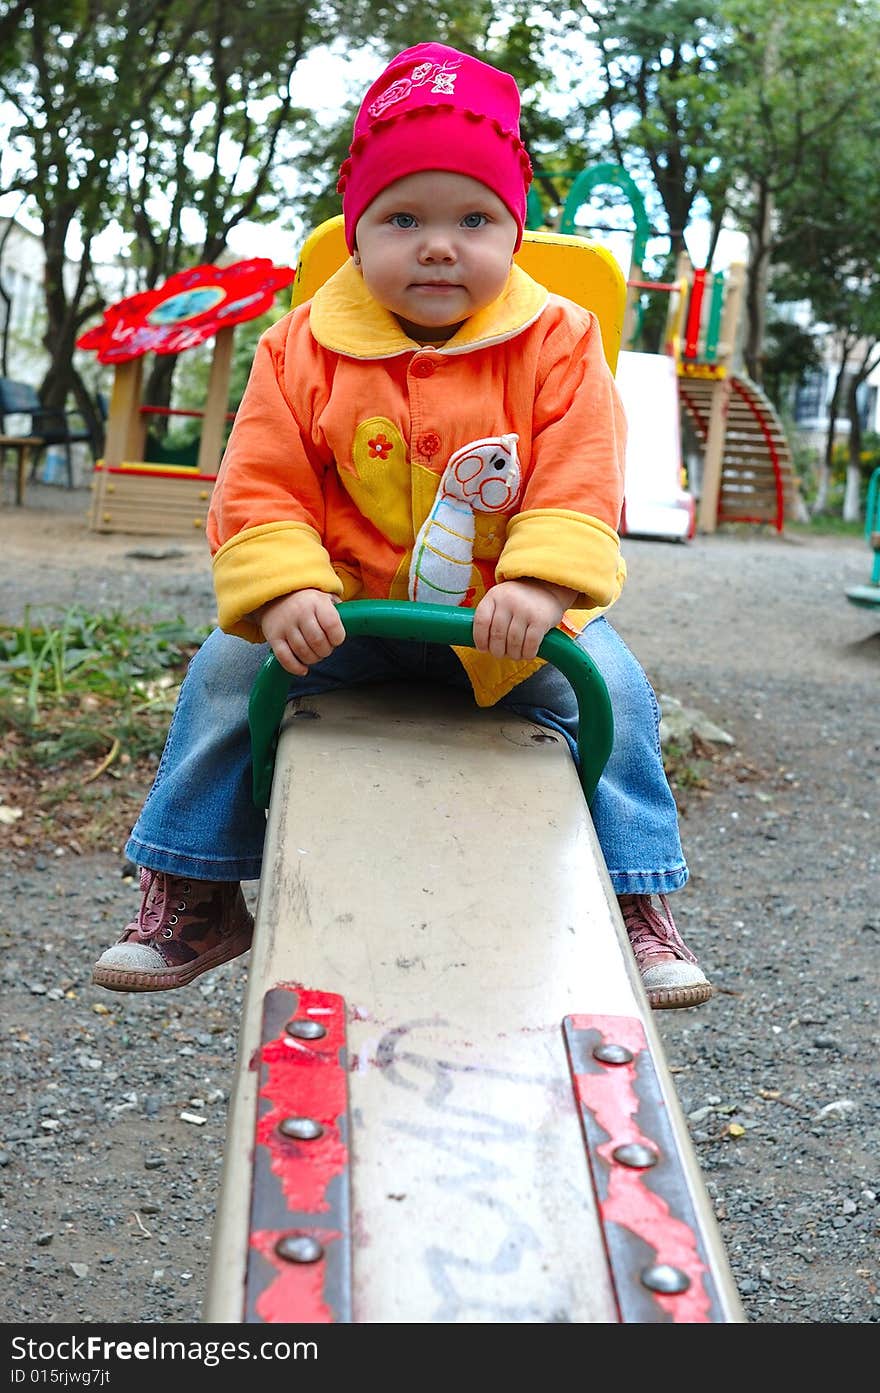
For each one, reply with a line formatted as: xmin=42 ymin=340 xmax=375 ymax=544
xmin=496 ymin=510 xmax=621 ymax=608
xmin=213 ymin=521 xmax=343 ymax=637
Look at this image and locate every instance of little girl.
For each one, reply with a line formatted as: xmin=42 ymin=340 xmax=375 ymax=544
xmin=92 ymin=42 xmax=712 ymax=1010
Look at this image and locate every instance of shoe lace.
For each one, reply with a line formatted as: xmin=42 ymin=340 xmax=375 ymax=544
xmin=134 ymin=869 xmax=187 ymax=941
xmin=619 ymin=894 xmax=697 ymax=966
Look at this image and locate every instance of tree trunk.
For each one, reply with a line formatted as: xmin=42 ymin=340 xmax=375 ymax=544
xmin=842 ymin=374 xmax=863 ymax=522
xmin=843 ymin=463 xmax=862 ymax=522
xmin=744 ymin=184 xmax=774 ymax=383
xmin=814 ymin=351 xmax=848 ymax=516
xmin=38 ymin=214 xmax=105 ymax=458
xmin=143 ymin=355 xmax=178 ymax=439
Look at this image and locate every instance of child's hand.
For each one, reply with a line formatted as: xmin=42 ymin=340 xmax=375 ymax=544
xmin=472 ymin=579 xmax=577 ymax=661
xmin=258 ymin=589 xmax=346 ymax=676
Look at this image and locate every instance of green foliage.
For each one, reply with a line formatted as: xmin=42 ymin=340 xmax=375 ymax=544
xmin=832 ymin=433 xmax=880 ymax=488
xmin=783 ymin=423 xmax=824 ymax=508
xmin=162 ymin=302 xmax=289 ymax=448
xmin=761 ymin=317 xmax=822 ymax=410
xmin=719 ymin=2 xmax=880 ymax=256
xmin=793 ymin=433 xmax=880 ymax=516
xmin=0 ymin=607 xmax=210 ymax=767
xmin=785 ymin=514 xmax=862 ymax=538
xmin=661 ymin=737 xmax=711 ymax=799
xmin=565 ymin=0 xmax=731 ymax=256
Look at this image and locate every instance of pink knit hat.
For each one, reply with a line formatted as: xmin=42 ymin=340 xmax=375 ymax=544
xmin=337 ymin=43 xmax=532 ymax=252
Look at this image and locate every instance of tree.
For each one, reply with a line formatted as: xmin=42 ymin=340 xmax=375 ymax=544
xmin=715 ymin=0 xmax=880 ymax=382
xmin=120 ymin=0 xmax=325 ymax=416
xmin=560 ymin=0 xmax=731 ymax=264
xmin=0 ymin=1 xmax=204 ymax=445
xmin=0 ymin=0 xmax=521 ymax=436
xmin=769 ymin=104 xmax=880 ymax=516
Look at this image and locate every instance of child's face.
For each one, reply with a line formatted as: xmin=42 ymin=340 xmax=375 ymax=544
xmin=354 ymin=171 xmax=519 ymax=343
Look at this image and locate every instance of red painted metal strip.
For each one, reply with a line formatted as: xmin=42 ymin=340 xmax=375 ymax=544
xmin=255 ymin=989 xmax=349 ymax=1215
xmin=245 ymin=986 xmax=351 ymax=1323
xmin=250 ymin=1225 xmax=343 ymax=1324
xmin=565 ymin=1014 xmax=724 ymax=1323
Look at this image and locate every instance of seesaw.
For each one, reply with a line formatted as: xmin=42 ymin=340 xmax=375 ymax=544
xmin=204 ymin=601 xmax=744 ymax=1323
xmin=846 ymin=465 xmax=880 ymax=610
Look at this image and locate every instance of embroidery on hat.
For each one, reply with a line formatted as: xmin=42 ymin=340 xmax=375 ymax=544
xmin=368 ymin=58 xmax=461 ymax=118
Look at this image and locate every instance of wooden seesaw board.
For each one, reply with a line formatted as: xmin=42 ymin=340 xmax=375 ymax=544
xmin=204 ymin=684 xmax=744 ymax=1324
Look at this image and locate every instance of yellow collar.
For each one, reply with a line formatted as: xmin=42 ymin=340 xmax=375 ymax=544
xmin=308 ymin=259 xmax=549 ymax=360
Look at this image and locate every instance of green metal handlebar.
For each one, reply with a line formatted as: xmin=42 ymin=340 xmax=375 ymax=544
xmin=248 ymin=600 xmax=614 ymax=809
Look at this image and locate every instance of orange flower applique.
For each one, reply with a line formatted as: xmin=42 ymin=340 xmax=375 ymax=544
xmin=367 ymin=433 xmax=393 ymax=459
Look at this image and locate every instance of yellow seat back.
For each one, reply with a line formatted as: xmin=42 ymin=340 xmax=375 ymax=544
xmin=291 ymin=215 xmax=625 ymax=371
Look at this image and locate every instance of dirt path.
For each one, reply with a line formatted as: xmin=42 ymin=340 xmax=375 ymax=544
xmin=1 ymin=481 xmax=879 ymax=1324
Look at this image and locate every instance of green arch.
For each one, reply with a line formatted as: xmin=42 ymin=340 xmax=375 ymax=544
xmin=559 ymin=164 xmax=651 ymax=264
xmin=526 ymin=185 xmax=545 ymax=230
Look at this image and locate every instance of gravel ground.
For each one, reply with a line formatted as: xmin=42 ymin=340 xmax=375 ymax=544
xmin=1 ymin=481 xmax=878 ymax=1325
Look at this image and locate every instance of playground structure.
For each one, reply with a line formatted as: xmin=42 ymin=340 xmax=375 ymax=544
xmin=671 ymin=262 xmax=797 ymax=534
xmin=845 ymin=465 xmax=880 ymax=609
xmin=539 ymin=164 xmax=799 ymax=536
xmin=202 ymin=219 xmax=744 ymax=1325
xmin=77 ymin=259 xmax=294 ymax=537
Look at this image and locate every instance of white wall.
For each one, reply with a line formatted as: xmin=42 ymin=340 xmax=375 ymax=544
xmin=0 ymin=216 xmax=47 ymax=383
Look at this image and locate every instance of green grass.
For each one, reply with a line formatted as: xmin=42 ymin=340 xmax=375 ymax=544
xmin=0 ymin=607 xmax=210 ymax=770
xmin=786 ymin=516 xmax=863 ymax=539
xmin=661 ymin=737 xmax=711 ymax=796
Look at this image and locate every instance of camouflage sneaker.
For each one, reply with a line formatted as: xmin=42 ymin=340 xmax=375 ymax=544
xmin=92 ymin=869 xmax=253 ymax=993
xmin=618 ymin=893 xmax=713 ymax=1010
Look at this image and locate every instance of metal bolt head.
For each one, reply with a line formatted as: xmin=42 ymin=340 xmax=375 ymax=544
xmin=612 ymin=1141 xmax=659 ymax=1169
xmin=641 ymin=1262 xmax=691 ymax=1294
xmin=285 ymin=1018 xmax=326 ymax=1040
xmin=275 ymin=1233 xmax=324 ymax=1264
xmin=279 ymin=1116 xmax=324 ymax=1141
xmin=593 ymin=1043 xmax=634 ymax=1065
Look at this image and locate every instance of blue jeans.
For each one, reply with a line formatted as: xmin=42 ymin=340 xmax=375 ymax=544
xmin=126 ymin=617 xmax=687 ymax=897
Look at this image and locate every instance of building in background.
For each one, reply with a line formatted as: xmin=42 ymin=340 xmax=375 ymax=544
xmin=0 ymin=213 xmax=46 ymax=383
xmin=774 ymin=299 xmax=880 ymax=449
xmin=793 ymin=357 xmax=879 ymax=449
xmin=0 ymin=212 xmax=130 ymax=484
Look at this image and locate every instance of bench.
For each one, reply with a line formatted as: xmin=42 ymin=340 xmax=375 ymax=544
xmin=0 ymin=376 xmax=93 ymax=502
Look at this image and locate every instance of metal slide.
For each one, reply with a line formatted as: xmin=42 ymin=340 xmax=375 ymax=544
xmin=204 ymin=602 xmax=744 ymax=1324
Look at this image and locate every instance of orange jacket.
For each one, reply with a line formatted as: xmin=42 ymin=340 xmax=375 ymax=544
xmin=208 ymin=259 xmax=627 ymax=704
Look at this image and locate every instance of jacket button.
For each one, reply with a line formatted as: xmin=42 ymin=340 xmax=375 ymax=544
xmin=411 ymin=357 xmax=437 ymax=378
xmin=417 ymin=431 xmax=441 ymax=457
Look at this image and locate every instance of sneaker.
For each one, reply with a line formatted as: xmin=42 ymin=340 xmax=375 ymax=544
xmin=92 ymin=870 xmax=254 ymax=993
xmin=618 ymin=893 xmax=713 ymax=1010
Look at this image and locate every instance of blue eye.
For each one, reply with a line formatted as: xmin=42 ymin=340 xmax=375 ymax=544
xmin=390 ymin=213 xmax=417 ymax=229
xmin=461 ymin=213 xmax=488 ymax=228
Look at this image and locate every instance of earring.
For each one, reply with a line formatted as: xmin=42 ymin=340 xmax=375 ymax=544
xmin=353 ymin=249 xmax=361 ymax=266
